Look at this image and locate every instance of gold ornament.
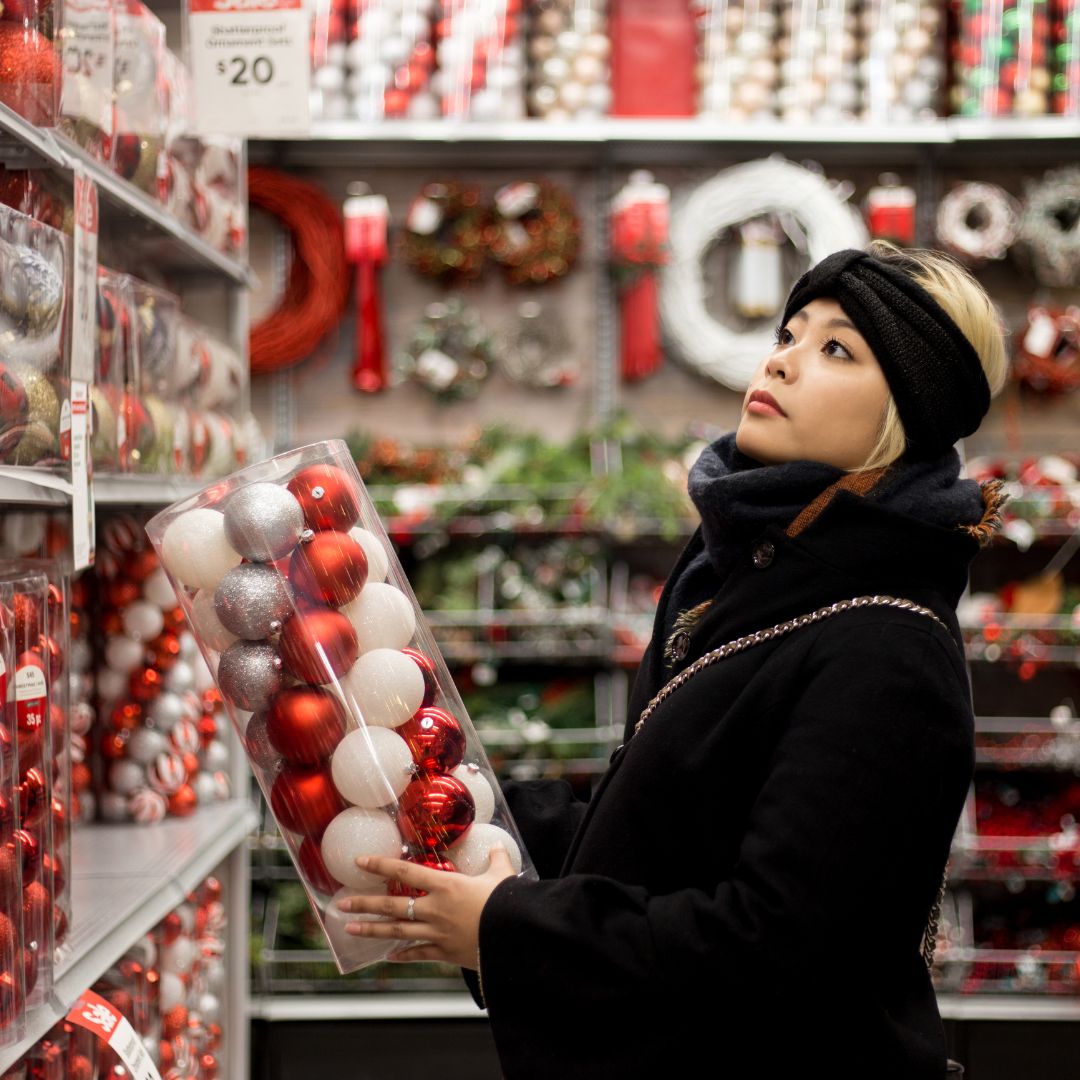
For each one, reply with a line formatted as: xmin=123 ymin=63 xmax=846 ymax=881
xmin=7 ymin=364 xmax=59 ymax=466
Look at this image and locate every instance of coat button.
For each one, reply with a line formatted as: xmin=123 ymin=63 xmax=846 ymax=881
xmin=752 ymin=541 xmax=775 ymax=569
xmin=671 ymin=631 xmax=690 ymax=661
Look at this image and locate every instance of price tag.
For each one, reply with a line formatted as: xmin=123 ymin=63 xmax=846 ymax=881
xmin=67 ymin=989 xmax=163 ymax=1080
xmin=188 ymin=0 xmax=310 ymax=137
xmin=72 ymin=170 xmax=98 ymax=384
xmin=70 ymin=381 xmax=95 ymax=572
xmin=58 ymin=0 xmax=115 ymax=134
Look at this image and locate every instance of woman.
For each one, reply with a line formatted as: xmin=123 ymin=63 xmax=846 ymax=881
xmin=340 ymin=241 xmax=1008 ymax=1078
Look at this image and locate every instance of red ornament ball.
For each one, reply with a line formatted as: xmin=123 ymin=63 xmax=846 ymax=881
xmin=11 ymin=830 xmax=39 ymax=885
xmin=400 ymin=708 xmax=466 ymax=774
xmin=162 ymin=1005 xmax=188 ymax=1041
xmin=168 ymin=784 xmax=198 ymax=817
xmin=297 ymin=834 xmax=340 ymax=895
xmin=42 ymin=851 xmax=64 ymax=895
xmin=401 ymin=647 xmax=438 ymax=707
xmin=0 ymin=25 xmax=60 ymax=125
xmin=289 ymin=531 xmax=368 ymax=607
xmin=388 ymin=853 xmax=456 ymax=898
xmin=0 ymin=968 xmax=22 ymax=1033
xmin=287 ymin=464 xmax=361 ymax=531
xmin=18 ymin=767 xmax=47 ymax=828
xmin=266 ymin=686 xmax=348 ymax=764
xmin=0 ymin=792 xmax=11 ymax=834
xmin=23 ymin=880 xmax=50 ymax=938
xmin=161 ymin=910 xmax=183 ymax=944
xmin=398 ymin=774 xmax=474 ymax=851
xmin=279 ymin=606 xmax=358 ymax=683
xmin=0 ymin=363 xmax=28 ymax=459
xmin=269 ymin=764 xmax=346 ymax=838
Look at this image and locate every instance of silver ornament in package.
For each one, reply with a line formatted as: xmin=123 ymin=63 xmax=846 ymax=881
xmin=146 ymin=440 xmax=536 ymax=973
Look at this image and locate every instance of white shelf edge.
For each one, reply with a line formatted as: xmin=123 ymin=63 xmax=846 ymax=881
xmin=93 ymin=474 xmax=206 ymax=506
xmin=936 ymin=993 xmax=1080 ymax=1021
xmin=0 ymin=801 xmax=257 ymax=1072
xmin=0 ymin=469 xmax=72 ymax=507
xmin=0 ymin=104 xmax=251 ymax=286
xmin=248 ymin=992 xmax=484 ymax=1021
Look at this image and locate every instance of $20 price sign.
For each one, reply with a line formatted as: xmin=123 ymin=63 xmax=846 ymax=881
xmin=188 ymin=0 xmax=310 ymax=137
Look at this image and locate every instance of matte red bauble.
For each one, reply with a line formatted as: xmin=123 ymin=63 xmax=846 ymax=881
xmin=401 ymin=648 xmax=438 ymax=707
xmin=265 ymin=686 xmax=348 ymax=764
xmin=400 ymin=708 xmax=466 ymax=774
xmin=269 ymin=764 xmax=346 ymax=838
xmin=16 ymin=729 xmax=42 ymax=777
xmin=23 ymin=880 xmax=50 ymax=937
xmin=279 ymin=607 xmax=358 ymax=683
xmin=0 ymin=969 xmax=22 ymax=1032
xmin=162 ymin=1005 xmax=188 ymax=1041
xmin=298 ymin=835 xmax=340 ymax=895
xmin=50 ymin=796 xmax=67 ymax=844
xmin=287 ymin=464 xmax=361 ymax=531
xmin=289 ymin=531 xmax=368 ymax=607
xmin=388 ymin=853 xmax=456 ymax=898
xmin=0 ymin=913 xmax=14 ymax=958
xmin=0 ymin=848 xmax=17 ymax=896
xmin=53 ymin=903 xmax=68 ymax=944
xmin=12 ymin=594 xmax=40 ymax=650
xmin=398 ymin=775 xmax=475 ymax=851
xmin=168 ymin=784 xmax=197 ymax=817
xmin=42 ymin=851 xmax=64 ymax=895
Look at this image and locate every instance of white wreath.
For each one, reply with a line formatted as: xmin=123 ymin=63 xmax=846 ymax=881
xmin=660 ymin=157 xmax=868 ymax=391
xmin=936 ymin=182 xmax=1020 ymax=262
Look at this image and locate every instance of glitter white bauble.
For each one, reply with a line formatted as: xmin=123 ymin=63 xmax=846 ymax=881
xmin=122 ymin=600 xmax=165 ymax=643
xmin=451 ymin=763 xmax=495 ymax=825
xmin=105 ymin=635 xmax=144 ymax=674
xmin=197 ymin=993 xmax=222 ymax=1025
xmin=127 ymin=727 xmax=169 ymax=765
xmin=346 ymin=528 xmax=388 ymax=583
xmin=331 ymin=728 xmax=413 ymax=808
xmin=96 ymin=667 xmax=127 ymax=703
xmin=323 ymin=884 xmax=393 ymax=966
xmin=321 ymin=807 xmax=403 ymax=889
xmin=161 ymin=509 xmax=242 ymax=591
xmin=165 ymin=660 xmax=195 ymax=694
xmin=148 ymin=691 xmax=185 ymax=732
xmin=448 ymin=823 xmax=522 ymax=875
xmin=109 ymin=759 xmax=146 ymax=796
xmin=143 ymin=566 xmax=178 ymax=609
xmin=342 ymin=649 xmax=425 ymax=728
xmin=193 ymin=771 xmax=218 ymax=805
xmin=341 ymin=583 xmax=416 ymax=652
xmin=203 ymin=739 xmax=230 ymax=772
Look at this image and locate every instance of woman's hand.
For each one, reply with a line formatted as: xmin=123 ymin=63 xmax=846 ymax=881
xmin=337 ymin=848 xmax=517 ymax=969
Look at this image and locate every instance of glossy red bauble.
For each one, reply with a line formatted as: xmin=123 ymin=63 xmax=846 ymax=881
xmin=297 ymin=835 xmax=340 ymax=895
xmin=110 ymin=702 xmax=143 ymax=731
xmin=168 ymin=784 xmax=198 ymax=817
xmin=388 ymin=853 xmax=456 ymax=898
xmin=269 ymin=764 xmax=346 ymax=838
xmin=40 ymin=636 xmax=63 ymax=682
xmin=400 ymin=708 xmax=466 ymax=774
xmin=287 ymin=464 xmax=361 ymax=532
xmin=289 ymin=531 xmax=368 ymax=607
xmin=0 ymin=793 xmax=11 ymax=834
xmin=100 ymin=729 xmax=130 ymax=760
xmin=161 ymin=911 xmax=183 ymax=945
xmin=265 ymin=686 xmax=348 ymax=764
xmin=401 ymin=648 xmax=438 ymax=707
xmin=53 ymin=903 xmax=68 ymax=945
xmin=42 ymin=851 xmax=65 ymax=896
xmin=146 ymin=631 xmax=181 ymax=672
xmin=68 ymin=1053 xmax=93 ymax=1080
xmin=397 ymin=774 xmax=474 ymax=851
xmin=50 ymin=796 xmax=67 ymax=844
xmin=278 ymin=607 xmax=358 ymax=684
xmin=129 ymin=666 xmax=164 ymax=703
xmin=18 ymin=767 xmax=47 ymax=828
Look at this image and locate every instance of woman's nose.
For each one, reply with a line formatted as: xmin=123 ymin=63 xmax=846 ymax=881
xmin=766 ymin=352 xmax=790 ymax=381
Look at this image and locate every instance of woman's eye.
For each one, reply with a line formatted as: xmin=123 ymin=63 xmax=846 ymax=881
xmin=773 ymin=325 xmax=792 ymax=346
xmin=824 ymin=338 xmax=854 ymax=360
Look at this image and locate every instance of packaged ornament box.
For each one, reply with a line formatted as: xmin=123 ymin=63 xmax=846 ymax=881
xmin=146 ymin=440 xmax=535 ymax=973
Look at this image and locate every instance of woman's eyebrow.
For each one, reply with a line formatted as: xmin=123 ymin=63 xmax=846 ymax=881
xmin=789 ymin=310 xmax=859 ymax=333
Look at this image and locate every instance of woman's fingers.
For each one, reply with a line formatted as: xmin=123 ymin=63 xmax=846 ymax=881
xmin=355 ymin=854 xmax=445 ymax=893
xmin=344 ymin=917 xmax=432 ymax=939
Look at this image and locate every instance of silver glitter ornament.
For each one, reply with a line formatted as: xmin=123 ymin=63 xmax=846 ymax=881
xmin=223 ymin=483 xmax=306 ymax=562
xmin=218 ymin=641 xmax=283 ymax=712
xmin=0 ymin=238 xmax=64 ymax=335
xmin=214 ymin=564 xmax=295 ymax=640
xmin=242 ymin=712 xmax=281 ymax=771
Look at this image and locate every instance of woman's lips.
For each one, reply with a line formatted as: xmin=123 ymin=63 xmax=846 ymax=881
xmin=746 ymin=399 xmax=785 ymax=417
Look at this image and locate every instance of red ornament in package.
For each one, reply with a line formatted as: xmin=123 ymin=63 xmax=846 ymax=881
xmin=610 ymin=0 xmax=696 ymax=117
xmin=146 ymin=441 xmax=535 ymax=973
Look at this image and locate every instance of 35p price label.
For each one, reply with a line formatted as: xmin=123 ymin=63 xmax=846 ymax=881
xmin=189 ymin=0 xmax=310 ymax=137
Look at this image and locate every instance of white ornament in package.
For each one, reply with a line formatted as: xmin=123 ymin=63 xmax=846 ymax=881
xmin=146 ymin=440 xmax=536 ymax=973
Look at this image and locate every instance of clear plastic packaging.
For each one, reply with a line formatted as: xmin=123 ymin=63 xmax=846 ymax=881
xmin=146 ymin=440 xmax=537 ymax=973
xmin=93 ymin=267 xmax=127 ymax=473
xmin=776 ymin=0 xmax=859 ymax=124
xmin=858 ymin=0 xmax=944 ymax=122
xmin=954 ymin=0 xmax=1054 ymax=116
xmin=0 ymin=579 xmax=27 ymax=1050
xmin=0 ymin=203 xmax=70 ymax=471
xmin=0 ymin=566 xmax=55 ymax=1010
xmin=693 ymin=1 xmax=779 ymax=121
xmin=0 ymin=0 xmax=58 ymax=127
xmin=111 ymin=0 xmax=167 ymax=196
xmin=1052 ymin=0 xmax=1079 ymax=115
xmin=526 ymin=0 xmax=611 ymax=120
xmin=56 ymin=0 xmax=117 ymax=160
xmin=130 ymin=279 xmax=184 ymax=475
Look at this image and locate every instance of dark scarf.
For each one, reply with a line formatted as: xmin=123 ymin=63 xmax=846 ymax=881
xmin=663 ymin=432 xmax=986 ymax=644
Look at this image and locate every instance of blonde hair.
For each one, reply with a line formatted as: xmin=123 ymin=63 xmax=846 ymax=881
xmin=853 ymin=239 xmax=1009 ymax=473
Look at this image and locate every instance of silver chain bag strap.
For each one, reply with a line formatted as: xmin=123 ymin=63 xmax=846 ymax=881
xmin=633 ymin=594 xmax=952 ymax=973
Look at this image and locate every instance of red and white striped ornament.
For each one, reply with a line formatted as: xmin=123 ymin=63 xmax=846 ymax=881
xmin=149 ymin=752 xmax=189 ymax=795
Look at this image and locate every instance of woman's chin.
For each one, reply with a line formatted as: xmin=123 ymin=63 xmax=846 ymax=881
xmin=735 ymin=424 xmax=782 ymax=465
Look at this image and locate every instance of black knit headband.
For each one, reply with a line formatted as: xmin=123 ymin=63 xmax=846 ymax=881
xmin=780 ymin=248 xmax=991 ymax=461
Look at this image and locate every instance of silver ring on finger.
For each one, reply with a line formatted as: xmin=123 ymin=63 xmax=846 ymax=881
xmin=406 ymin=896 xmax=417 ymax=922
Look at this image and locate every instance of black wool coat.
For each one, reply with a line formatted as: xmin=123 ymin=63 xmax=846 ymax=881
xmin=467 ymin=480 xmax=1000 ymax=1080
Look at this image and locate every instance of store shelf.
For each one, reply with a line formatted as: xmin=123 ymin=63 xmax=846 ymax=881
xmin=0 ymin=800 xmax=257 ymax=1072
xmin=249 ymin=992 xmax=481 ymax=1020
xmin=93 ymin=474 xmax=205 ymax=506
xmin=0 ymin=469 xmax=72 ymax=507
xmin=0 ymin=105 xmax=252 ymax=285
xmin=937 ymin=994 xmax=1080 ymax=1021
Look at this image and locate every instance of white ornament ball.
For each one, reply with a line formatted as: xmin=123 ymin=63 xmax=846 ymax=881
xmin=105 ymin=635 xmax=144 ymax=674
xmin=109 ymin=759 xmax=146 ymax=796
xmin=197 ymin=993 xmax=222 ymax=1025
xmin=448 ymin=823 xmax=522 ymax=875
xmin=313 ymin=64 xmax=345 ymax=93
xmin=143 ymin=566 xmax=178 ymax=609
xmin=122 ymin=600 xmax=165 ymax=643
xmin=558 ymin=80 xmax=586 ymax=111
xmin=407 ymin=91 xmax=440 ymax=120
xmin=346 ymin=530 xmax=388 ymax=584
xmin=341 ymin=648 xmax=425 ymax=728
xmin=321 ymin=807 xmax=403 ymax=889
xmin=581 ymin=32 xmax=611 ymax=61
xmin=451 ymin=763 xmax=495 ymax=825
xmin=165 ymin=660 xmax=195 ymax=694
xmin=584 ymin=82 xmax=612 ymax=112
xmin=323 ymin=885 xmax=393 ymax=966
xmin=129 ymin=787 xmax=167 ymax=824
xmin=203 ymin=956 xmax=226 ymax=993
xmin=193 ymin=771 xmax=218 ymax=805
xmin=148 ymin=691 xmax=185 ymax=732
xmin=203 ymin=739 xmax=230 ymax=772
xmin=341 ymin=583 xmax=416 ymax=652
xmin=178 ymin=630 xmax=199 ymax=661
xmin=160 ymin=509 xmax=241 ymax=592
xmin=162 ymin=936 xmax=196 ymax=975
xmin=331 ymin=728 xmax=413 ymax=808
xmin=96 ymin=666 xmax=127 ymax=703
xmin=99 ymin=791 xmax=129 ymax=822
xmin=159 ymin=971 xmax=185 ymax=1011
xmin=127 ymin=727 xmax=169 ymax=765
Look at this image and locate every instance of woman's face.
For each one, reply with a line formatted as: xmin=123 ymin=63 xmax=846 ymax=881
xmin=735 ymin=297 xmax=892 ymax=470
